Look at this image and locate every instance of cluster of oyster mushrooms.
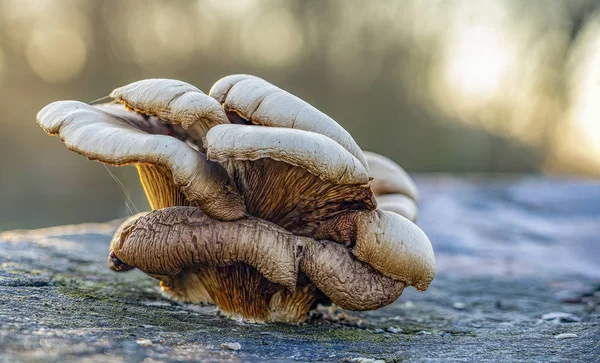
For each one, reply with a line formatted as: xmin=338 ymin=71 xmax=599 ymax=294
xmin=37 ymin=75 xmax=435 ymax=323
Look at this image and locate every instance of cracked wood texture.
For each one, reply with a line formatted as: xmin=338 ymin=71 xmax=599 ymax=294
xmin=1 ymin=176 xmax=599 ymax=362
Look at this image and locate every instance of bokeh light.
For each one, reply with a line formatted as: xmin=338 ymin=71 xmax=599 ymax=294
xmin=26 ymin=27 xmax=87 ymax=83
xmin=2 ymin=0 xmax=600 ymax=230
xmin=0 ymin=46 xmax=5 ymax=80
xmin=567 ymin=16 xmax=600 ymax=154
xmin=443 ymin=26 xmax=515 ymax=101
xmin=239 ymin=9 xmax=305 ymax=68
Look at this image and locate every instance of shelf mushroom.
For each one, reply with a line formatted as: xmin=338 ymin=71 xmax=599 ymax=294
xmin=37 ymin=75 xmax=435 ymax=323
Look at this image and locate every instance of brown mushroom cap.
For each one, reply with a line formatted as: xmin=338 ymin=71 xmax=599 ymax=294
xmin=352 ymin=210 xmax=435 ymax=291
xmin=108 ymin=212 xmax=148 ymax=272
xmin=109 ymin=206 xmax=299 ymax=292
xmin=110 ymin=206 xmax=424 ymax=316
xmin=209 ymin=74 xmax=369 ymax=171
xmin=300 ymin=239 xmax=405 ymax=310
xmin=107 ymin=212 xmax=214 ymax=305
xmin=109 ymin=206 xmax=316 ymax=322
xmin=37 ymin=101 xmax=246 ymax=220
xmin=204 ymin=124 xmax=375 ymax=235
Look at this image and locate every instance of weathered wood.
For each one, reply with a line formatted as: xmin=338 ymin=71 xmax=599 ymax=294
xmin=1 ymin=176 xmax=598 ymax=362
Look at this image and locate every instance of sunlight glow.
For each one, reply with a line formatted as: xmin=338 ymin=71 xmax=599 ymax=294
xmin=444 ymin=27 xmax=514 ymax=100
xmin=569 ymin=26 xmax=600 ymax=154
xmin=0 ymin=47 xmax=4 ymax=80
xmin=26 ymin=27 xmax=87 ymax=83
xmin=239 ymin=9 xmax=304 ymax=68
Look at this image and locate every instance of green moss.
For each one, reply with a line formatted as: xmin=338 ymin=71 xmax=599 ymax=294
xmin=53 ymin=275 xmax=208 ymax=332
xmin=321 ymin=327 xmax=385 ymax=342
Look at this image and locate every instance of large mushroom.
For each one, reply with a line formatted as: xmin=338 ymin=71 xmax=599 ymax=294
xmin=37 ymin=75 xmax=435 ymax=323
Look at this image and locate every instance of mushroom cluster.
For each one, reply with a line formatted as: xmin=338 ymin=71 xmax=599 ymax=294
xmin=37 ymin=75 xmax=435 ymax=323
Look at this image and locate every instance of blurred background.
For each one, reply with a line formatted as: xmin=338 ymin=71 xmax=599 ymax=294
xmin=1 ymin=0 xmax=600 ymax=230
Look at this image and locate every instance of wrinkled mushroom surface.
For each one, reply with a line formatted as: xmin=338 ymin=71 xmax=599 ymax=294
xmin=37 ymin=75 xmax=435 ymax=323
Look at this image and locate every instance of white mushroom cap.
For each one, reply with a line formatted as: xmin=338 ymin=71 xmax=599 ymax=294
xmin=37 ymin=101 xmax=246 ymax=221
xmin=375 ymin=194 xmax=418 ymax=222
xmin=209 ymin=74 xmax=368 ymax=171
xmin=365 ymin=151 xmax=419 ymax=201
xmin=110 ymin=78 xmax=229 ymax=137
xmin=364 ymin=151 xmax=419 ymax=221
xmin=205 ymin=124 xmax=368 ymax=185
xmin=351 ymin=210 xmax=435 ymax=291
xmin=94 ymin=103 xmax=205 ymax=149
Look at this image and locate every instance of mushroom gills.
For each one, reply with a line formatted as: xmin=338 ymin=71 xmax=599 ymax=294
xmin=197 ymin=264 xmax=318 ymax=323
xmin=226 ymin=158 xmax=375 ymax=235
xmin=136 ymin=163 xmax=193 ymax=210
xmin=162 ymin=264 xmax=319 ymax=323
xmin=157 ymin=270 xmax=212 ymax=305
xmin=205 ymin=124 xmax=376 ymax=236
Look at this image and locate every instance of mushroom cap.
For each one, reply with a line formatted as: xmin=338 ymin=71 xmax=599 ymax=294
xmin=108 ymin=212 xmax=148 ymax=272
xmin=364 ymin=151 xmax=419 ymax=201
xmin=375 ymin=194 xmax=418 ymax=222
xmin=209 ymin=74 xmax=368 ymax=171
xmin=204 ymin=124 xmax=375 ymax=235
xmin=110 ymin=78 xmax=230 ymax=137
xmin=314 ymin=209 xmax=435 ymax=292
xmin=37 ymin=101 xmax=246 ymax=221
xmin=95 ymin=103 xmax=205 ymax=149
xmin=109 ymin=207 xmax=413 ymax=313
xmin=109 ymin=206 xmax=299 ymax=292
xmin=300 ymin=239 xmax=405 ymax=310
xmin=205 ymin=124 xmax=368 ymax=185
xmin=352 ymin=210 xmax=435 ymax=291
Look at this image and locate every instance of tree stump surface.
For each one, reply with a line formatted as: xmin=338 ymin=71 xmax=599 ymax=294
xmin=1 ymin=176 xmax=598 ymax=362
